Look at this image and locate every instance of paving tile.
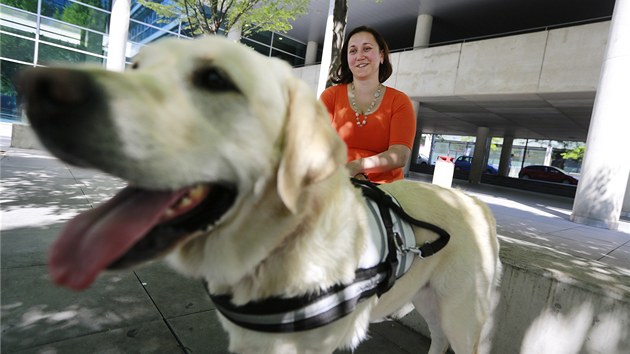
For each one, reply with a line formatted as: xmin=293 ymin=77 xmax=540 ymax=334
xmin=598 ymin=243 xmax=630 ymax=269
xmin=167 ymin=310 xmax=229 ymax=354
xmin=11 ymin=319 xmax=183 ymax=354
xmin=550 ymin=225 xmax=630 ymax=245
xmin=1 ymin=170 xmax=90 ymax=231
xmin=0 ymin=225 xmax=61 ymax=268
xmin=363 ymin=321 xmax=431 ymax=353
xmin=168 ymin=312 xmax=426 ymax=354
xmin=68 ymin=166 xmax=127 ymax=207
xmin=134 ymin=262 xmax=214 ymax=319
xmin=76 ymin=183 xmax=126 ymax=209
xmin=1 ymin=202 xmax=88 ymax=232
xmin=1 ymin=265 xmax=161 ymax=353
xmin=522 ymin=233 xmax=617 ymax=261
xmin=335 ymin=321 xmax=429 ymax=354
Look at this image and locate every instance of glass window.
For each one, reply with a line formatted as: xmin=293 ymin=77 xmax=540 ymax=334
xmin=0 ymin=33 xmax=35 ymax=63
xmin=241 ymin=38 xmax=271 ymax=56
xmin=247 ymin=31 xmax=272 ymax=45
xmin=125 ymin=31 xmax=178 ymax=60
xmin=41 ymin=0 xmax=109 ymax=33
xmin=81 ymin=0 xmax=111 ymax=11
xmin=1 ymin=59 xmax=28 ymax=123
xmin=272 ymin=35 xmax=305 ymax=57
xmin=0 ymin=5 xmax=38 ymax=38
xmin=130 ymin=4 xmax=174 ymax=27
xmin=128 ymin=20 xmax=179 ymax=43
xmin=38 ymin=42 xmax=103 ymax=65
xmin=271 ymin=49 xmax=304 ymax=67
xmin=0 ymin=0 xmax=38 ymax=12
xmin=39 ymin=17 xmax=106 ymax=57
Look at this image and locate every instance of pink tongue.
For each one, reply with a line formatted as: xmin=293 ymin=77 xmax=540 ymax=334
xmin=49 ymin=186 xmax=188 ymax=290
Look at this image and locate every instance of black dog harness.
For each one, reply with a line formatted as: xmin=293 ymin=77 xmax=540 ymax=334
xmin=209 ymin=179 xmax=450 ymax=333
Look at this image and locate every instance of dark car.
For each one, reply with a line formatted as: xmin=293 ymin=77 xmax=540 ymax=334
xmin=518 ymin=165 xmax=578 ymax=185
xmin=454 ymin=156 xmax=498 ymax=174
xmin=417 ymin=153 xmax=429 ymax=165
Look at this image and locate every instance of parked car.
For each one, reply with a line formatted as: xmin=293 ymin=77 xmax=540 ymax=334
xmin=417 ymin=153 xmax=429 ymax=165
xmin=454 ymin=156 xmax=498 ymax=174
xmin=518 ymin=165 xmax=578 ymax=185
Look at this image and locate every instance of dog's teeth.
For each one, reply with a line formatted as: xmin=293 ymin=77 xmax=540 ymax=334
xmin=189 ymin=185 xmax=205 ymax=199
xmin=163 ymin=208 xmax=176 ymax=218
xmin=178 ymin=197 xmax=192 ymax=208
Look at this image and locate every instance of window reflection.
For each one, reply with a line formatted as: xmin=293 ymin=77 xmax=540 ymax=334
xmin=0 ymin=0 xmax=307 ymax=122
xmin=1 ymin=60 xmax=28 ymax=122
xmin=41 ymin=0 xmax=109 ymax=32
xmin=0 ymin=5 xmax=37 ymax=38
xmin=38 ymin=42 xmax=103 ymax=65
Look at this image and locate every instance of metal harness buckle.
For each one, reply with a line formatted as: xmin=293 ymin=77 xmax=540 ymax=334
xmin=393 ymin=232 xmax=425 ymax=259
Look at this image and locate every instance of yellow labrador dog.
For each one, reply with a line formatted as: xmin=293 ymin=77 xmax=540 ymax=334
xmin=18 ymin=36 xmax=501 ymax=354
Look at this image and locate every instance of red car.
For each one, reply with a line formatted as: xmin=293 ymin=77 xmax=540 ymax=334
xmin=518 ymin=165 xmax=578 ymax=185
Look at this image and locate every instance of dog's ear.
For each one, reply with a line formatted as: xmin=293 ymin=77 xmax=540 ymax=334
xmin=277 ymin=78 xmax=346 ymax=213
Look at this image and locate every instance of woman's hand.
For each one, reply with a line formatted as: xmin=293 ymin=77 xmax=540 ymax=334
xmin=346 ymin=145 xmax=411 ymax=177
xmin=346 ymin=159 xmax=365 ymax=177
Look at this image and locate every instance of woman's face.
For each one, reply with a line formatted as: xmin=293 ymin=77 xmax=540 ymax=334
xmin=347 ymin=31 xmax=383 ymax=81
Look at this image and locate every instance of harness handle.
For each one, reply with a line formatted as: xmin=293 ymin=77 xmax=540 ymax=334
xmin=351 ymin=178 xmax=451 ymax=259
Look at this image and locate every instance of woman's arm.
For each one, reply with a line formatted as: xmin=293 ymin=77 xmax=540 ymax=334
xmin=346 ymin=144 xmax=411 ymax=177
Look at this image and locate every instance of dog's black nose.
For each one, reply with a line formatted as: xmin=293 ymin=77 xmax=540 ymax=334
xmin=17 ymin=68 xmax=98 ymax=123
xmin=15 ymin=67 xmax=114 ymax=167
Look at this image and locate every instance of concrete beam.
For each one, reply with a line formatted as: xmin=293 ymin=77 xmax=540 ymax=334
xmin=294 ymin=21 xmax=610 ymax=99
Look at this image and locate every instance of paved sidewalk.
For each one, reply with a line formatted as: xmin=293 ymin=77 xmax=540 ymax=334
xmin=2 ymin=141 xmax=629 ymax=353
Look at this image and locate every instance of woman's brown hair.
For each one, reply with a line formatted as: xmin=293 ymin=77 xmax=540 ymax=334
xmin=331 ymin=26 xmax=393 ymax=84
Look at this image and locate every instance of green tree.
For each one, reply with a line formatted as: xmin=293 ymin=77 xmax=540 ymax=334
xmin=137 ymin=0 xmax=309 ymax=38
xmin=562 ymin=145 xmax=586 ymax=161
xmin=0 ymin=0 xmax=38 ymax=12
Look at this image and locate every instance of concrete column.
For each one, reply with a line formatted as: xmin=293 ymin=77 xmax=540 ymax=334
xmin=469 ymin=126 xmax=490 ymax=184
xmin=317 ymin=0 xmax=335 ymax=97
xmin=305 ymin=41 xmax=318 ymax=65
xmin=622 ymin=173 xmax=630 ymax=218
xmin=106 ymin=0 xmax=131 ymax=72
xmin=498 ymin=135 xmax=514 ymax=177
xmin=571 ymin=0 xmax=630 ymax=230
xmin=408 ymin=101 xmax=421 ymax=175
xmin=543 ymin=142 xmax=553 ymax=166
xmin=413 ymin=14 xmax=433 ymax=49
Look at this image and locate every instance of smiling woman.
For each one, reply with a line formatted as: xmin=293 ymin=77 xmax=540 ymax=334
xmin=320 ymin=26 xmax=416 ymax=184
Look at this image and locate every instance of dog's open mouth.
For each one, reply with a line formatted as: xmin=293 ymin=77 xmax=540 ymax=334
xmin=48 ymin=183 xmax=237 ymax=290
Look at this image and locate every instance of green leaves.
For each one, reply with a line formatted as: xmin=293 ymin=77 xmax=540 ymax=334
xmin=137 ymin=0 xmax=310 ymax=37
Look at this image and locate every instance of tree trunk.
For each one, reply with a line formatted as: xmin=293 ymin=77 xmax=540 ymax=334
xmin=327 ymin=0 xmax=348 ymax=87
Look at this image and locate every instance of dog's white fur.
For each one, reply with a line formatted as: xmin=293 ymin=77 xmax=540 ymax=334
xmin=25 ymin=37 xmax=501 ymax=354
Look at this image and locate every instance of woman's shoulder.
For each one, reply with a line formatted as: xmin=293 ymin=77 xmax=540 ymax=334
xmin=384 ymin=86 xmax=409 ymax=98
xmin=321 ymin=84 xmax=348 ymax=103
xmin=383 ymin=86 xmax=413 ymax=105
xmin=323 ymin=83 xmax=348 ymax=94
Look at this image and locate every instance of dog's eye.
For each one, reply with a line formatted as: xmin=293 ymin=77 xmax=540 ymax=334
xmin=194 ymin=68 xmax=238 ymax=92
xmin=131 ymin=62 xmax=139 ymax=70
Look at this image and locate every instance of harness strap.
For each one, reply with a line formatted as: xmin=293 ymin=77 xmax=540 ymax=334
xmin=209 ymin=263 xmax=389 ymax=333
xmin=208 ymin=178 xmax=451 ymax=333
xmin=351 ymin=178 xmax=450 ymax=259
xmin=370 ymin=187 xmax=399 ymax=296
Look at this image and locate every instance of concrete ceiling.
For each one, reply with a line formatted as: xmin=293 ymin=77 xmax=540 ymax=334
xmin=286 ymin=0 xmax=616 ymax=141
xmin=415 ymin=92 xmax=595 ymax=141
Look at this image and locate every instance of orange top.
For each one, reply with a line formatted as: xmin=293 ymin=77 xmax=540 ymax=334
xmin=320 ymin=84 xmax=416 ymax=183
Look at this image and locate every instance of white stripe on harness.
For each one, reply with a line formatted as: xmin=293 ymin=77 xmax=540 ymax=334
xmin=364 ymin=195 xmax=416 ymax=278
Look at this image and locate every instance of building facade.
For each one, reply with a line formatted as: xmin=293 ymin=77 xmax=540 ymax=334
xmin=0 ymin=0 xmax=309 ymax=123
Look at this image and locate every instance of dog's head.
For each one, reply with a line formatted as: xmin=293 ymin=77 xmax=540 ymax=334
xmin=17 ymin=36 xmax=346 ymax=290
